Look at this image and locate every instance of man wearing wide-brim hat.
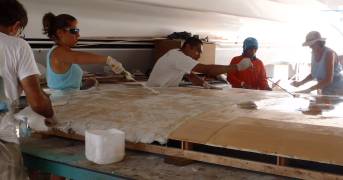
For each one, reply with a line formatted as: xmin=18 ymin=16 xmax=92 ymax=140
xmin=291 ymin=31 xmax=343 ymax=95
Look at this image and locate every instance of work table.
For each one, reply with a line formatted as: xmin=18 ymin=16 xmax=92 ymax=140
xmin=17 ymin=84 xmax=343 ymax=179
xmin=21 ymin=136 xmax=288 ymax=180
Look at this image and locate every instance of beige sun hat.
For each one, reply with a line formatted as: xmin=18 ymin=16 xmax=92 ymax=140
xmin=302 ymin=31 xmax=326 ymax=46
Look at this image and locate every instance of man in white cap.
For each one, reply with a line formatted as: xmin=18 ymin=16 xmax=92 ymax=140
xmin=291 ymin=31 xmax=343 ymax=95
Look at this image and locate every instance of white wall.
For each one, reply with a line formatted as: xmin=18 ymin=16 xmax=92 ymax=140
xmin=33 ymin=48 xmax=154 ymax=74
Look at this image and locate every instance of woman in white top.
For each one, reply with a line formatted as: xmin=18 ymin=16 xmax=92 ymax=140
xmin=292 ymin=31 xmax=343 ymax=95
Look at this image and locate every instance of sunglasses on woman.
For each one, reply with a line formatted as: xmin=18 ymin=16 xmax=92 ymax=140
xmin=65 ymin=28 xmax=80 ymax=35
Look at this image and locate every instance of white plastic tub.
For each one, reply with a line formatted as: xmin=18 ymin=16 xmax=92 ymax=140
xmin=85 ymin=128 xmax=125 ymax=164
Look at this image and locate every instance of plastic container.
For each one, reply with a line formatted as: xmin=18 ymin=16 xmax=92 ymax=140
xmin=19 ymin=117 xmax=31 ymax=138
xmin=85 ymin=128 xmax=125 ymax=164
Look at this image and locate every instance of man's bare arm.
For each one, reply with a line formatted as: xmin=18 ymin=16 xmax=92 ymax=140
xmin=20 ymin=75 xmax=53 ymax=118
xmin=192 ymin=64 xmax=237 ymax=78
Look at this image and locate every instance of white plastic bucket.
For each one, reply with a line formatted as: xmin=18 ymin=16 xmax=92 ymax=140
xmin=85 ymin=128 xmax=125 ymax=164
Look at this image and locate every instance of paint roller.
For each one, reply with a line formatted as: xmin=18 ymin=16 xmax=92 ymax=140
xmin=250 ymin=63 xmax=298 ymax=98
xmin=122 ymin=70 xmax=160 ymax=95
xmin=267 ymin=77 xmax=298 ymax=98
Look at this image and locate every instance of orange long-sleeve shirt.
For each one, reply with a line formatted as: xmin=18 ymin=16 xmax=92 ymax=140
xmin=227 ymin=55 xmax=270 ymax=90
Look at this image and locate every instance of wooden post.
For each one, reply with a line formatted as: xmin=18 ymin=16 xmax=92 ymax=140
xmin=181 ymin=141 xmax=193 ymax=150
xmin=277 ymin=157 xmax=288 ymax=166
xmin=164 ymin=141 xmax=194 ymax=166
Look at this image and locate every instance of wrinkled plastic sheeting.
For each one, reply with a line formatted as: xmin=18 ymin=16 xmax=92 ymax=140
xmin=14 ymin=107 xmax=48 ymax=132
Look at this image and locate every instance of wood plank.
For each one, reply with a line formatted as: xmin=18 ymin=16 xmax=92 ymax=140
xmin=208 ymin=117 xmax=343 ymax=166
xmin=169 ymin=117 xmax=343 ymax=166
xmin=169 ymin=120 xmax=227 ymax=144
xmin=126 ymin=142 xmax=342 ymax=180
xmin=34 ymin=129 xmax=84 ymax=141
xmin=35 ymin=131 xmax=343 ymax=179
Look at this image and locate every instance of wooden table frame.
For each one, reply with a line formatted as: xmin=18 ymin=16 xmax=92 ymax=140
xmin=33 ymin=130 xmax=343 ymax=180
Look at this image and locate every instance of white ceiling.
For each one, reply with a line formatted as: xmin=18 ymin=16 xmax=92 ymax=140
xmin=20 ymin=0 xmax=343 ymax=51
xmin=120 ymin=0 xmax=337 ymax=22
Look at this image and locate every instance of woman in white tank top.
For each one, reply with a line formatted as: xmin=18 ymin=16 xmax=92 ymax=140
xmin=292 ymin=31 xmax=343 ymax=96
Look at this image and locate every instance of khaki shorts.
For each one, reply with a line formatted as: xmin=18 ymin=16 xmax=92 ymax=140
xmin=0 ymin=140 xmax=27 ymax=180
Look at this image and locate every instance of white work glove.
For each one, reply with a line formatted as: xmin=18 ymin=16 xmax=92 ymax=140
xmin=202 ymin=81 xmax=223 ymax=90
xmin=123 ymin=70 xmax=135 ymax=81
xmin=237 ymin=58 xmax=253 ymax=71
xmin=106 ymin=56 xmax=125 ymax=74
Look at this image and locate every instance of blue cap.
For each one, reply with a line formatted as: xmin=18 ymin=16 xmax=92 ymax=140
xmin=243 ymin=37 xmax=258 ymax=51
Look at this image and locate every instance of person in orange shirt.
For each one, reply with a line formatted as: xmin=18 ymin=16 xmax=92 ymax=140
xmin=227 ymin=37 xmax=271 ymax=90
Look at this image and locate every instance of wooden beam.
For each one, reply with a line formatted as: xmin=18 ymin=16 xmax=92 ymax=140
xmin=34 ymin=130 xmax=84 ymax=141
xmin=126 ymin=142 xmax=342 ymax=180
xmin=35 ymin=131 xmax=343 ymax=179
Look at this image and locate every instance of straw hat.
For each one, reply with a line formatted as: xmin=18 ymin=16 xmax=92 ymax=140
xmin=302 ymin=31 xmax=326 ymax=46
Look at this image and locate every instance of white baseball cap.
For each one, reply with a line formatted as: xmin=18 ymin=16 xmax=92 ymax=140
xmin=302 ymin=31 xmax=326 ymax=46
